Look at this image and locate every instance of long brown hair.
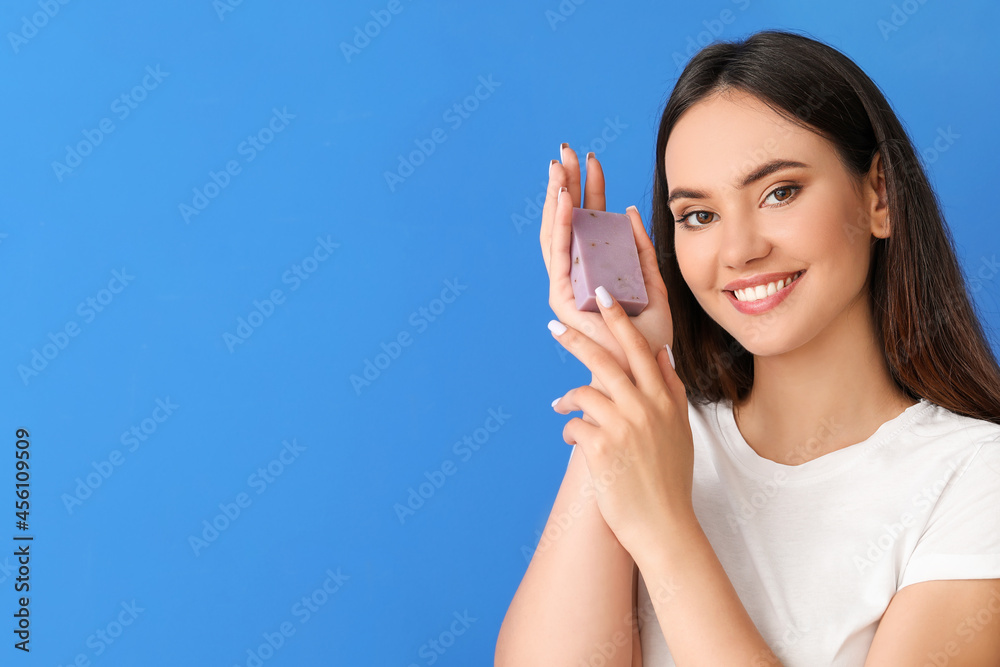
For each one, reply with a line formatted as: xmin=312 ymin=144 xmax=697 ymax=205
xmin=650 ymin=29 xmax=1000 ymax=424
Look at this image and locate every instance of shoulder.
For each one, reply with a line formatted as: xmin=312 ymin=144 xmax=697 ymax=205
xmin=888 ymin=399 xmax=1000 ymax=464
xmin=685 ymin=396 xmax=726 ymax=439
xmin=911 ymin=399 xmax=1000 ymax=440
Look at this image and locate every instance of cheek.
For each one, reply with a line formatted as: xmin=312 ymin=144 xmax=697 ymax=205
xmin=792 ymin=183 xmax=867 ymax=248
xmin=674 ymin=237 xmax=722 ymax=316
xmin=804 ymin=200 xmax=869 ymax=267
xmin=767 ymin=197 xmax=853 ymax=265
xmin=674 ymin=236 xmax=705 ymax=287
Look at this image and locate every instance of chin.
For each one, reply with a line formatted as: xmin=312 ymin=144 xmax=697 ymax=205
xmin=712 ymin=312 xmax=804 ymax=358
xmin=693 ymin=292 xmax=806 ymax=356
xmin=705 ymin=285 xmax=814 ymax=354
xmin=737 ymin=322 xmax=814 ymax=358
xmin=733 ymin=337 xmax=790 ymax=358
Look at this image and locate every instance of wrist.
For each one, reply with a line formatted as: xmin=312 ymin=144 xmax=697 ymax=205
xmin=632 ymin=509 xmax=703 ymax=572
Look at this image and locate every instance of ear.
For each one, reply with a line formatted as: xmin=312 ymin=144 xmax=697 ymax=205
xmin=866 ymin=151 xmax=891 ymax=240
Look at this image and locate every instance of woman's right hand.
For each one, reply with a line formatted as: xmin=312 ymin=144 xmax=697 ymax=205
xmin=540 ymin=144 xmax=675 ymax=396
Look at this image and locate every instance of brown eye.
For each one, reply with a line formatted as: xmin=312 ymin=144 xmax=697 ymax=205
xmin=675 ymin=209 xmax=719 ymax=228
xmin=764 ymin=185 xmax=802 ymax=207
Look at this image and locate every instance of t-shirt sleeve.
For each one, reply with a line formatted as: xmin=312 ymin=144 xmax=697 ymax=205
xmin=898 ymin=437 xmax=1000 ymax=591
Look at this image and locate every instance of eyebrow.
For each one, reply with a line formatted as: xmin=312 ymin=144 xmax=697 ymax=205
xmin=666 ymin=159 xmax=811 ymax=207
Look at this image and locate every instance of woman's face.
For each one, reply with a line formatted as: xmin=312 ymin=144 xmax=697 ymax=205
xmin=664 ymin=89 xmax=886 ymax=356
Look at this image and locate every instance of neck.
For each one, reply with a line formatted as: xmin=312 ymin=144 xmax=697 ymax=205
xmin=733 ymin=291 xmax=916 ymax=466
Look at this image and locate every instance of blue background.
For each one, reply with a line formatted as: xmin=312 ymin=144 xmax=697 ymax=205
xmin=2 ymin=0 xmax=998 ymax=664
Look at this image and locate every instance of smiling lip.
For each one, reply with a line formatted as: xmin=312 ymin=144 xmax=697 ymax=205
xmin=724 ymin=270 xmax=805 ymax=315
xmin=723 ymin=271 xmax=803 ymax=292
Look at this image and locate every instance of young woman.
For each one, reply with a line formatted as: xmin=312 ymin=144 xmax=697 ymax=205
xmin=496 ymin=30 xmax=1000 ymax=666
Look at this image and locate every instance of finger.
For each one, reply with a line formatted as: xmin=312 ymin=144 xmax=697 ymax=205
xmin=562 ymin=416 xmax=599 ymax=448
xmin=593 ymin=286 xmax=666 ymax=395
xmin=625 ymin=206 xmax=669 ymax=300
xmin=656 ymin=345 xmax=684 ymax=393
xmin=551 ymin=385 xmax=616 ymax=426
xmin=582 ymin=152 xmax=606 ymax=212
xmin=560 ymin=143 xmax=583 ymax=207
xmin=656 ymin=344 xmax=685 ymax=403
xmin=549 ymin=317 xmax=635 ymax=402
xmin=540 ymin=159 xmax=568 ymax=273
xmin=553 ymin=391 xmax=601 ymax=427
xmin=548 ymin=186 xmax=575 ymax=307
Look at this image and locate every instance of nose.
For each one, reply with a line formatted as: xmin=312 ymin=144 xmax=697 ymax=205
xmin=717 ymin=209 xmax=771 ymax=269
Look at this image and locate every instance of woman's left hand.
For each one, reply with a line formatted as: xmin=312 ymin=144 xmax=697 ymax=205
xmin=548 ymin=284 xmax=696 ymax=560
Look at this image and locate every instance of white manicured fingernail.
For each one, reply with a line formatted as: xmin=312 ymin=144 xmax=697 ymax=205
xmin=548 ymin=320 xmax=567 ymax=335
xmin=595 ymin=285 xmax=612 ymax=308
xmin=551 ymin=397 xmax=561 ymax=407
xmin=664 ymin=343 xmax=675 ymax=369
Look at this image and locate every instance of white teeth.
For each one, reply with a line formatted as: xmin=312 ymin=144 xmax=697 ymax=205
xmin=734 ymin=271 xmax=802 ymax=302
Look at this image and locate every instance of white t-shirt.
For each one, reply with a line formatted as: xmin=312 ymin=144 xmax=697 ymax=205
xmin=627 ymin=396 xmax=1000 ymax=666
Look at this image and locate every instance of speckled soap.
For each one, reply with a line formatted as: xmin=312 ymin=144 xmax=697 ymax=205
xmin=570 ymin=207 xmax=649 ymax=316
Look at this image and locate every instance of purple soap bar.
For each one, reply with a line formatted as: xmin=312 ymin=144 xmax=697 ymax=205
xmin=570 ymin=207 xmax=649 ymax=316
